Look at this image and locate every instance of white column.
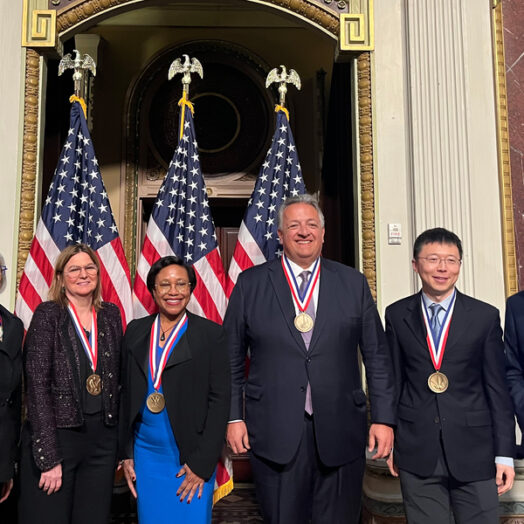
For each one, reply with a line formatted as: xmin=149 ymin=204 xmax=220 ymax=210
xmin=0 ymin=2 xmax=24 ymax=309
xmin=375 ymin=0 xmax=505 ymax=313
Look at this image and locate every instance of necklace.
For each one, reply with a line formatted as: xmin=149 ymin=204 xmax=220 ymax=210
xmin=159 ymin=322 xmax=176 ymax=341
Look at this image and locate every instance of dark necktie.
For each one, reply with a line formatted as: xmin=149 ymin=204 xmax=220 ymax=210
xmin=429 ymin=303 xmax=443 ymax=344
xmin=299 ymin=270 xmax=314 ymax=414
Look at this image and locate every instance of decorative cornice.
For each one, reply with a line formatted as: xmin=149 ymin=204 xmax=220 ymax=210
xmin=357 ymin=52 xmax=376 ymax=299
xmin=17 ymin=49 xmax=41 ymax=284
xmin=54 ymin=0 xmax=339 ymax=37
xmin=492 ymin=1 xmax=518 ymax=297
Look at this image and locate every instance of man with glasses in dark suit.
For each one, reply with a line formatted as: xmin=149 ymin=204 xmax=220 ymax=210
xmin=386 ymin=228 xmax=515 ymax=523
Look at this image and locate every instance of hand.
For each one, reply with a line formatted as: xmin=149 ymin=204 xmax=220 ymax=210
xmin=39 ymin=464 xmax=62 ymax=495
xmin=176 ymin=464 xmax=204 ymax=503
xmin=226 ymin=421 xmax=250 ymax=454
xmin=386 ymin=449 xmax=399 ymax=477
xmin=0 ymin=479 xmax=13 ymax=503
xmin=496 ymin=463 xmax=515 ymax=495
xmin=368 ymin=423 xmax=394 ymax=459
xmin=122 ymin=459 xmax=137 ymax=498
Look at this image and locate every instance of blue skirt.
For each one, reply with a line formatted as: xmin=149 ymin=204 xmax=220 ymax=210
xmin=134 ymin=387 xmax=216 ymax=524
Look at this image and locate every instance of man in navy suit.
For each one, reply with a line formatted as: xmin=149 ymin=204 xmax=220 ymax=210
xmin=504 ymin=288 xmax=524 ymax=458
xmin=224 ymin=194 xmax=396 ymax=523
xmin=386 ymin=228 xmax=515 ymax=523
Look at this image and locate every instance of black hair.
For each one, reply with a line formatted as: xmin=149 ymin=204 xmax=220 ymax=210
xmin=146 ymin=256 xmax=197 ymax=295
xmin=413 ymin=228 xmax=463 ymax=259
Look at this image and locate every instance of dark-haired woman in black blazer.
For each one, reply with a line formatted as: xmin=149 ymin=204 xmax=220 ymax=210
xmin=121 ymin=255 xmax=230 ymax=524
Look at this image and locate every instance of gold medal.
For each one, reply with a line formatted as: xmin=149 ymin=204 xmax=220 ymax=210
xmin=146 ymin=392 xmax=166 ymax=413
xmin=86 ymin=373 xmax=102 ymax=396
xmin=294 ymin=312 xmax=314 ymax=333
xmin=428 ymin=371 xmax=448 ymax=393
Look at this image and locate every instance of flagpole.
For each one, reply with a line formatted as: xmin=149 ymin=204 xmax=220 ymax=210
xmin=168 ymin=54 xmax=203 ymax=139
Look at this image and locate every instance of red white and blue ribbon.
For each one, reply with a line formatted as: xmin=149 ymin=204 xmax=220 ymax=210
xmin=421 ymin=291 xmax=456 ymax=370
xmin=281 ymin=255 xmax=320 ymax=313
xmin=149 ymin=313 xmax=188 ymax=390
xmin=67 ymin=303 xmax=98 ymax=373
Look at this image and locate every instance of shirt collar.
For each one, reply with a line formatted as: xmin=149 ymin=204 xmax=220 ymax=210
xmin=421 ymin=289 xmax=456 ymax=311
xmin=284 ymin=255 xmax=319 ymax=279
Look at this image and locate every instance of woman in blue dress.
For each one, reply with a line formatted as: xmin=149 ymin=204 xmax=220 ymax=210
xmin=121 ymin=256 xmax=230 ymax=523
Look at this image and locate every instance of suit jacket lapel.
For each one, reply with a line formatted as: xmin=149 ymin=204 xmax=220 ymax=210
xmin=164 ymin=331 xmax=192 ymax=369
xmin=269 ymin=260 xmax=307 ymax=354
xmin=60 ymin=310 xmax=83 ymax=393
xmin=445 ymin=291 xmax=471 ymax=352
xmin=403 ymin=292 xmax=428 ymax=350
xmin=129 ymin=316 xmax=155 ymax=378
xmin=308 ymin=259 xmax=331 ymax=353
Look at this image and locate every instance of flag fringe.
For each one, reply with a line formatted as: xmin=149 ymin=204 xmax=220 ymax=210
xmin=212 ymin=477 xmax=234 ymax=506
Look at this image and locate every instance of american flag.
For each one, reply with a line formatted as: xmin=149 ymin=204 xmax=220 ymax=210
xmin=132 ymin=96 xmax=232 ymax=501
xmin=15 ymin=99 xmax=133 ymax=329
xmin=227 ymin=108 xmax=306 ymax=292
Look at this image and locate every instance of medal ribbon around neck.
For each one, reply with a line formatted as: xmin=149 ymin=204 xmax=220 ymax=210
xmin=149 ymin=313 xmax=188 ymax=390
xmin=421 ymin=291 xmax=457 ymax=371
xmin=281 ymin=256 xmax=320 ymax=313
xmin=67 ymin=304 xmax=98 ymax=373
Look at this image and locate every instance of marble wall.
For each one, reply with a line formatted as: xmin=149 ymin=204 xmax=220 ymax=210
xmin=504 ymin=0 xmax=524 ymax=288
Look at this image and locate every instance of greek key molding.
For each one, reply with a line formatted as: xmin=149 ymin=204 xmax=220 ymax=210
xmin=22 ymin=0 xmax=57 ymax=49
xmin=16 ymin=49 xmax=41 ymax=284
xmin=357 ymin=52 xmax=376 ymax=299
xmin=492 ymin=1 xmax=518 ymax=296
xmin=340 ymin=0 xmax=374 ymax=51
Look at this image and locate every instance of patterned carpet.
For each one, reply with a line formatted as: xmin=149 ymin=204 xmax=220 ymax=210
xmin=212 ymin=484 xmax=263 ymax=523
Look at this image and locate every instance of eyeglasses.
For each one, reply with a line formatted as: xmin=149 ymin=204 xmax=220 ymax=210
xmin=417 ymin=256 xmax=461 ymax=267
xmin=65 ymin=265 xmax=99 ymax=277
xmin=0 ymin=266 xmax=6 ymax=274
xmin=155 ymin=281 xmax=191 ymax=294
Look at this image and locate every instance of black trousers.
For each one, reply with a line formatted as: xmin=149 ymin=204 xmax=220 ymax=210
xmin=399 ymin=441 xmax=499 ymax=524
xmin=18 ymin=413 xmax=118 ymax=524
xmin=250 ymin=414 xmax=365 ymax=524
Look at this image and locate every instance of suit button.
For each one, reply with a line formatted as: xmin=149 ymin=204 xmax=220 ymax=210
xmin=306 ymin=357 xmax=311 ymax=363
xmin=434 ymin=416 xmax=440 ymax=423
xmin=300 ymin=386 xmax=305 ymax=392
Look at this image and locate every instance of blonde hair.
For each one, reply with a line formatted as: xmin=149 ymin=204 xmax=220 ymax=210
xmin=48 ymin=244 xmax=103 ymax=310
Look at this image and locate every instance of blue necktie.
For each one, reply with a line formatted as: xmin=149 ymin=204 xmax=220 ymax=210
xmin=429 ymin=303 xmax=443 ymax=343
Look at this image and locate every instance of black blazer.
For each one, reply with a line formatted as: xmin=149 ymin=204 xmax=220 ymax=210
xmin=24 ymin=301 xmax=123 ymax=471
xmin=0 ymin=304 xmax=23 ymax=482
xmin=224 ymin=258 xmax=396 ymax=467
xmin=385 ymin=291 xmax=515 ymax=482
xmin=504 ymin=290 xmax=524 ymax=456
xmin=121 ymin=311 xmax=230 ymax=481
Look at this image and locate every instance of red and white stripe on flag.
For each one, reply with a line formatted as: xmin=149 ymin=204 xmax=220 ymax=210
xmin=16 ymin=222 xmax=133 ymax=330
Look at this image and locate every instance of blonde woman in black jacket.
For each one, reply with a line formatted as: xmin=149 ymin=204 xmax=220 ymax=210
xmin=19 ymin=244 xmax=123 ymax=524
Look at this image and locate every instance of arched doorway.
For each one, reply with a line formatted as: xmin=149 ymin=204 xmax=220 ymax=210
xmin=19 ymin=0 xmax=378 ymax=296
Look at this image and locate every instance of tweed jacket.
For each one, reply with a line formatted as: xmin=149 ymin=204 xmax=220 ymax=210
xmin=0 ymin=304 xmax=23 ymax=482
xmin=24 ymin=301 xmax=123 ymax=471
